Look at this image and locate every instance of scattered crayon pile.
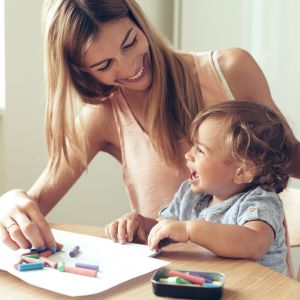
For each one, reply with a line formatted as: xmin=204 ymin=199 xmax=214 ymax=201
xmin=14 ymin=243 xmax=100 ymax=278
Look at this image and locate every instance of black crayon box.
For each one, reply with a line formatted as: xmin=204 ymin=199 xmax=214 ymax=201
xmin=151 ymin=268 xmax=225 ymax=300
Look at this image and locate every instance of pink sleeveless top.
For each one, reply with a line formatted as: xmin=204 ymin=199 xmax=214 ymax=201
xmin=110 ymin=51 xmax=232 ymax=218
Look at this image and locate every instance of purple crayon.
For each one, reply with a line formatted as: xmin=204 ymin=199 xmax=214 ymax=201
xmin=69 ymin=245 xmax=80 ymax=257
xmin=75 ymin=262 xmax=99 ymax=272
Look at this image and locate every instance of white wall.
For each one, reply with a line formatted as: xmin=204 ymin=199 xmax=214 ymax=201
xmin=1 ymin=0 xmax=173 ymax=227
xmin=3 ymin=0 xmax=299 ymax=227
xmin=176 ymin=0 xmax=300 ymax=188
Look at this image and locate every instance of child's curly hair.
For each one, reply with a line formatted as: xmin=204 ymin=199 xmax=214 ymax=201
xmin=190 ymin=100 xmax=293 ymax=193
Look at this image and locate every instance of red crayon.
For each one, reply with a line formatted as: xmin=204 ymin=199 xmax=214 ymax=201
xmin=168 ymin=270 xmax=205 ymax=285
xmin=39 ymin=249 xmax=52 ymax=257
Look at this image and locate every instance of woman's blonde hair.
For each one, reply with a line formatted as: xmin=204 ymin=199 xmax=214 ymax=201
xmin=190 ymin=100 xmax=292 ymax=193
xmin=43 ymin=0 xmax=202 ymax=179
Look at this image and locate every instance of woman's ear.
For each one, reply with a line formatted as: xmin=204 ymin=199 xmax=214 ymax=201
xmin=234 ymin=161 xmax=256 ymax=184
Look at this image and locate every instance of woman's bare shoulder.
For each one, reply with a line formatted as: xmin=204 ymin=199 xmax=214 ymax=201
xmin=217 ymin=48 xmax=272 ymax=101
xmin=81 ymin=99 xmax=119 ymax=151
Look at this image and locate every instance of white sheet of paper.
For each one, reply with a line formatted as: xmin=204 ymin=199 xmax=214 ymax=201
xmin=0 ymin=229 xmax=169 ymax=297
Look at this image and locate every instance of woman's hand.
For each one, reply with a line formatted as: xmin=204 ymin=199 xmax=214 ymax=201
xmin=148 ymin=219 xmax=189 ymax=251
xmin=0 ymin=189 xmax=56 ymax=251
xmin=105 ymin=212 xmax=157 ymax=244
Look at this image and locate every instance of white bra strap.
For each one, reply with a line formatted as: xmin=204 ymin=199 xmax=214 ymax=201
xmin=212 ymin=51 xmax=235 ymax=100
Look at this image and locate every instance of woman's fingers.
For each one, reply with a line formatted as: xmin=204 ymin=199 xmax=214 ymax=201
xmin=0 ymin=189 xmax=56 ymax=251
xmin=24 ymin=203 xmax=56 ymax=249
xmin=4 ymin=217 xmax=33 ymax=249
xmin=0 ymin=224 xmax=19 ymax=250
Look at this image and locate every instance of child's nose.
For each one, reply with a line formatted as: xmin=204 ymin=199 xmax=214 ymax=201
xmin=185 ymin=148 xmax=194 ymax=161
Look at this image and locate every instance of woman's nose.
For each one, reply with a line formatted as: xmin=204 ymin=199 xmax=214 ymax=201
xmin=117 ymin=57 xmax=137 ymax=78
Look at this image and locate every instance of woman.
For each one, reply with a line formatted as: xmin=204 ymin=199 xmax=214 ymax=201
xmin=0 ymin=0 xmax=299 ymax=252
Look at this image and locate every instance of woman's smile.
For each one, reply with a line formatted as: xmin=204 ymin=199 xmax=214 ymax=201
xmin=117 ymin=54 xmax=147 ymax=83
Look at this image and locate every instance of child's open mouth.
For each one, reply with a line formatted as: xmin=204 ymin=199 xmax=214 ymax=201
xmin=189 ymin=170 xmax=199 ymax=183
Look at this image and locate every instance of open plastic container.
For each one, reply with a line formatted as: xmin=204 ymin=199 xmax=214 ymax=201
xmin=151 ymin=268 xmax=225 ymax=299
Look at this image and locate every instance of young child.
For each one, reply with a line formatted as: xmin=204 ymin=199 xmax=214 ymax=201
xmin=105 ymin=100 xmax=292 ymax=273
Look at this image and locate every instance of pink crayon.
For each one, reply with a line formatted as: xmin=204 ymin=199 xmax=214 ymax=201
xmin=39 ymin=257 xmax=58 ymax=269
xmin=58 ymin=262 xmax=97 ymax=277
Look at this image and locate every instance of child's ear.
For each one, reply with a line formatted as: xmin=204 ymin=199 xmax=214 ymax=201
xmin=234 ymin=161 xmax=256 ymax=184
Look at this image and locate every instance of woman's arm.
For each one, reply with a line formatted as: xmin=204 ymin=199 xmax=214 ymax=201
xmin=218 ymin=48 xmax=300 ymax=178
xmin=29 ymin=102 xmax=116 ymax=214
xmin=0 ymin=101 xmax=118 ymax=250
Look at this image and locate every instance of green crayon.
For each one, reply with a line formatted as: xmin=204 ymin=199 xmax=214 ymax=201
xmin=160 ymin=276 xmax=192 ymax=284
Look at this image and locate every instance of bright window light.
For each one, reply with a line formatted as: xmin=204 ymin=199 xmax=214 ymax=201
xmin=0 ymin=0 xmax=5 ymax=112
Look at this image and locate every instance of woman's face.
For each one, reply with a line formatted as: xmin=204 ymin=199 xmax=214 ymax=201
xmin=84 ymin=17 xmax=152 ymax=92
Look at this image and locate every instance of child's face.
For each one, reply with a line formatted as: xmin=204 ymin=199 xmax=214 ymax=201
xmin=185 ymin=118 xmax=245 ymax=200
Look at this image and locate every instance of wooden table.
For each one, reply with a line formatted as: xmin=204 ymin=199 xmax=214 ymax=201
xmin=1 ymin=224 xmax=300 ymax=300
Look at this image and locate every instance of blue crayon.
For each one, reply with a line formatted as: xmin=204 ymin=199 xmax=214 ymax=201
xmin=203 ymin=281 xmax=223 ymax=288
xmin=18 ymin=262 xmax=44 ymax=272
xmin=37 ymin=246 xmax=47 ymax=253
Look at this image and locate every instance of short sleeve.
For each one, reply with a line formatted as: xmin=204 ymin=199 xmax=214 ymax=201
xmin=160 ymin=180 xmax=191 ymax=220
xmin=237 ymin=189 xmax=284 ymax=236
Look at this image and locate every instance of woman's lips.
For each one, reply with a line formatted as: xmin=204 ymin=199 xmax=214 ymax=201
xmin=118 ymin=54 xmax=147 ymax=83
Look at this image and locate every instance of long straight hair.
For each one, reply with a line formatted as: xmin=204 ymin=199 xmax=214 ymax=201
xmin=43 ymin=0 xmax=202 ymax=179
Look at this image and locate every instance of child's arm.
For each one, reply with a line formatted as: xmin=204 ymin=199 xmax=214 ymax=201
xmin=105 ymin=212 xmax=158 ymax=244
xmin=148 ymin=219 xmax=274 ymax=260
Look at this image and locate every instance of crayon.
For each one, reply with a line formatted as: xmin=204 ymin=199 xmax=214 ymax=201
xmin=58 ymin=261 xmax=97 ymax=277
xmin=168 ymin=270 xmax=205 ymax=285
xmin=203 ymin=281 xmax=223 ymax=288
xmin=39 ymin=249 xmax=52 ymax=257
xmin=187 ymin=271 xmax=214 ymax=283
xmin=37 ymin=246 xmax=47 ymax=252
xmin=18 ymin=262 xmax=44 ymax=271
xmin=39 ymin=257 xmax=58 ymax=269
xmin=23 ymin=254 xmax=40 ymax=259
xmin=22 ymin=256 xmax=45 ymax=265
xmin=75 ymin=262 xmax=99 ymax=272
xmin=69 ymin=245 xmax=80 ymax=257
xmin=160 ymin=276 xmax=192 ymax=284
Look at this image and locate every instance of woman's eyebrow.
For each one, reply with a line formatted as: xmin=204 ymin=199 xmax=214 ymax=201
xmin=120 ymin=27 xmax=134 ymax=48
xmin=89 ymin=27 xmax=134 ymax=69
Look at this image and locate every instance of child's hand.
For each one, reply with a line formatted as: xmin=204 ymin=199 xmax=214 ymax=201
xmin=148 ymin=219 xmax=189 ymax=251
xmin=105 ymin=212 xmax=151 ymax=244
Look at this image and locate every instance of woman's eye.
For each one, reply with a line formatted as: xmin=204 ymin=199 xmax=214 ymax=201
xmin=123 ymin=36 xmax=137 ymax=49
xmin=96 ymin=59 xmax=112 ymax=72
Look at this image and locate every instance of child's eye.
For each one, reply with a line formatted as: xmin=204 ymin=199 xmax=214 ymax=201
xmin=196 ymin=147 xmax=204 ymax=154
xmin=123 ymin=36 xmax=137 ymax=49
xmin=96 ymin=59 xmax=112 ymax=72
